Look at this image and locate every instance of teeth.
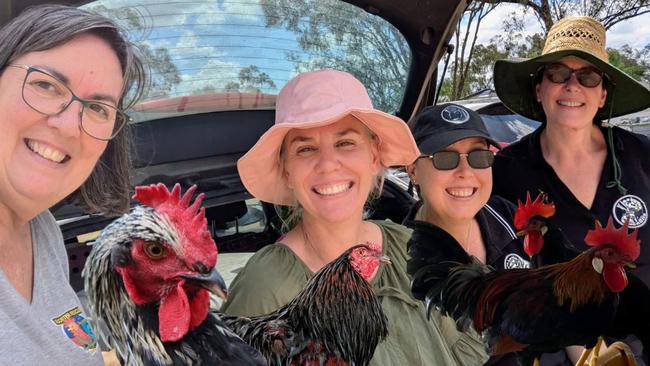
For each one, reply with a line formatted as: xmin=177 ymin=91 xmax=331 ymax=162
xmin=314 ymin=183 xmax=350 ymax=196
xmin=558 ymin=100 xmax=583 ymax=107
xmin=447 ymin=188 xmax=474 ymax=198
xmin=27 ymin=140 xmax=66 ymax=163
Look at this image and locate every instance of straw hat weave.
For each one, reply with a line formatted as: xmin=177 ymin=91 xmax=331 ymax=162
xmin=543 ymin=16 xmax=608 ymax=62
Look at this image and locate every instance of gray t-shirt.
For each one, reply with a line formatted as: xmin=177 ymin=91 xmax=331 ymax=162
xmin=0 ymin=210 xmax=103 ymax=365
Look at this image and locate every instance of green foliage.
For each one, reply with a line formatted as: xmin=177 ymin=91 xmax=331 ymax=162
xmin=441 ymin=0 xmax=650 ymax=100
xmin=607 ymin=46 xmax=650 ymax=83
xmin=221 ymin=66 xmax=276 ymax=93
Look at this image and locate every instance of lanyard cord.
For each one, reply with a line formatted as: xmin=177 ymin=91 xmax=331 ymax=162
xmin=604 ymin=86 xmax=628 ymax=195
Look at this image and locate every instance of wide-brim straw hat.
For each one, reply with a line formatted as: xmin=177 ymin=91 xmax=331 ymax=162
xmin=237 ymin=69 xmax=419 ymax=206
xmin=494 ymin=16 xmax=650 ymax=121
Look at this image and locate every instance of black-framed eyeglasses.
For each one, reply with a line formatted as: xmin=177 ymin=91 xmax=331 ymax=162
xmin=8 ymin=64 xmax=130 ymax=141
xmin=419 ymin=149 xmax=494 ymax=170
xmin=541 ymin=63 xmax=605 ymax=88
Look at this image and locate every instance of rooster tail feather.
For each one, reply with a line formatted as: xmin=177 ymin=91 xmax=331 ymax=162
xmin=428 ymin=260 xmax=491 ymax=331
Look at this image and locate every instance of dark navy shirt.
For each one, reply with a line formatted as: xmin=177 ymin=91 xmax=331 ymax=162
xmin=404 ymin=196 xmax=530 ymax=366
xmin=404 ymin=196 xmax=530 ymax=271
xmin=493 ymin=126 xmax=650 ymax=287
xmin=493 ymin=125 xmax=650 ymax=366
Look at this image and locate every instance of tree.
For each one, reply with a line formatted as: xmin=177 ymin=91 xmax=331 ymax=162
xmin=448 ymin=1 xmax=498 ymax=100
xmin=260 ymin=0 xmax=409 ymax=112
xmin=441 ymin=0 xmax=650 ymax=100
xmin=608 ymin=45 xmax=650 ymax=83
xmin=480 ymin=0 xmax=650 ymax=32
xmin=220 ymin=66 xmax=277 ymax=93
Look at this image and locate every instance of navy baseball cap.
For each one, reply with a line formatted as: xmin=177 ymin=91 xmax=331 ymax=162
xmin=411 ymin=103 xmax=500 ymax=154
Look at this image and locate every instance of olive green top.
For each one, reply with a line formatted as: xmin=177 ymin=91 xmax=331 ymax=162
xmin=222 ymin=220 xmax=489 ymax=366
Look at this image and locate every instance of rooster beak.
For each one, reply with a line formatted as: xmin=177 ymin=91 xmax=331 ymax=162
xmin=182 ymin=268 xmax=228 ymax=301
xmin=624 ymin=261 xmax=637 ymax=269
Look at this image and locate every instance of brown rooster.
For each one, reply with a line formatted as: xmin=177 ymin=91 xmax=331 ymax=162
xmin=85 ymin=183 xmax=389 ymax=366
xmin=513 ymin=192 xmax=556 ymax=259
xmin=426 ymin=217 xmax=641 ymax=366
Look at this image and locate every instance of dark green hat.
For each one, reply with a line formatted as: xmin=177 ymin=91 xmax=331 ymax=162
xmin=494 ymin=16 xmax=650 ymax=121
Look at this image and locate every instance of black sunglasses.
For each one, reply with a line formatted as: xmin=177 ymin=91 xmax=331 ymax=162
xmin=542 ymin=63 xmax=605 ymax=88
xmin=419 ymin=149 xmax=494 ymax=170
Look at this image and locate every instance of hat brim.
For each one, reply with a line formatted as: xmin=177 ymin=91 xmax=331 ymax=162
xmin=417 ymin=129 xmax=501 ymax=154
xmin=494 ymin=49 xmax=650 ymax=121
xmin=237 ymin=109 xmax=419 ymax=205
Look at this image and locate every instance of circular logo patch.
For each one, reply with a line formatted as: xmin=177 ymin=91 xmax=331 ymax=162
xmin=440 ymin=105 xmax=470 ymax=124
xmin=504 ymin=253 xmax=530 ymax=269
xmin=612 ymin=194 xmax=648 ymax=228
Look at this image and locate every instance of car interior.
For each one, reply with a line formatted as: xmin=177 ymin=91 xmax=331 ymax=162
xmin=4 ymin=0 xmax=468 ymax=292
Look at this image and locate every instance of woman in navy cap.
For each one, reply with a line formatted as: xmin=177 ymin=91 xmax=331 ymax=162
xmin=405 ymin=102 xmax=529 ymax=366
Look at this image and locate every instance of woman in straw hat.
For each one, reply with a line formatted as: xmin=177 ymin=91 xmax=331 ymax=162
xmin=223 ymin=69 xmax=489 ymax=365
xmin=492 ymin=16 xmax=650 ymax=365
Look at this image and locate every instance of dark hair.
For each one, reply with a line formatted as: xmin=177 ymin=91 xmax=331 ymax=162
xmin=0 ymin=4 xmax=146 ymax=216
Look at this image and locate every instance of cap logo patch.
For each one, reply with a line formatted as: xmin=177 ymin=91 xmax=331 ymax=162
xmin=612 ymin=194 xmax=647 ymax=228
xmin=440 ymin=105 xmax=470 ymax=124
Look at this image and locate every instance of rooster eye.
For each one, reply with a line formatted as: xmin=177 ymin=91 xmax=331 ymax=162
xmin=144 ymin=242 xmax=166 ymax=259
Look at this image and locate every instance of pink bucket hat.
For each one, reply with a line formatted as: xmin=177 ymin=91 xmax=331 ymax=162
xmin=237 ymin=69 xmax=419 ymax=205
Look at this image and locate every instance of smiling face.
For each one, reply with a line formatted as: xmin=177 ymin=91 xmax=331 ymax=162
xmin=536 ymin=56 xmax=607 ymax=129
xmin=409 ymin=137 xmax=492 ymax=223
xmin=282 ymin=116 xmax=381 ymax=224
xmin=0 ymin=33 xmax=123 ymax=217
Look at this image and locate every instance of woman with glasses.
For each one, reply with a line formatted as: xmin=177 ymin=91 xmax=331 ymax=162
xmin=404 ymin=103 xmax=526 ymax=269
xmin=404 ymin=103 xmax=529 ymax=365
xmin=0 ymin=5 xmax=144 ymax=364
xmin=491 ymin=16 xmax=650 ymax=365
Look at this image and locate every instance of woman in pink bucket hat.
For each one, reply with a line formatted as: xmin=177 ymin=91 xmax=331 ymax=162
xmin=223 ymin=69 xmax=489 ymax=365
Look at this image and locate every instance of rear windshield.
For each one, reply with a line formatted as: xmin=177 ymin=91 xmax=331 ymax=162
xmin=82 ymin=0 xmax=411 ymax=122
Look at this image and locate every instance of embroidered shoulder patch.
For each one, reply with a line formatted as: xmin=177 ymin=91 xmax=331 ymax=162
xmin=51 ymin=307 xmax=97 ymax=354
xmin=504 ymin=253 xmax=530 ymax=269
xmin=612 ymin=194 xmax=648 ymax=229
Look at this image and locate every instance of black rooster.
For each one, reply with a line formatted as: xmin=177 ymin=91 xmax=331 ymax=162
xmin=221 ymin=242 xmax=390 ymax=366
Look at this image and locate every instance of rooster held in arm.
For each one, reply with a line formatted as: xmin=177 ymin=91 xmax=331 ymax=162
xmin=514 ymin=192 xmax=579 ymax=267
xmin=221 ymin=241 xmax=389 ymax=366
xmin=85 ymin=183 xmax=389 ymax=366
xmin=427 ymin=217 xmax=641 ymax=366
xmin=84 ymin=183 xmax=266 ymax=365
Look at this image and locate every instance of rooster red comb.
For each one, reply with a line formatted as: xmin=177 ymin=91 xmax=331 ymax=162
xmin=513 ymin=192 xmax=556 ymax=230
xmin=584 ymin=217 xmax=640 ymax=261
xmin=133 ymin=183 xmax=217 ymax=266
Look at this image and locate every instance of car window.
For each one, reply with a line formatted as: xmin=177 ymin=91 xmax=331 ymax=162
xmin=480 ymin=113 xmax=540 ymax=144
xmin=82 ymin=0 xmax=411 ymax=122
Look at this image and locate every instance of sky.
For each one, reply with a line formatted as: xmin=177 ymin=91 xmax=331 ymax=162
xmin=476 ymin=4 xmax=650 ymax=50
